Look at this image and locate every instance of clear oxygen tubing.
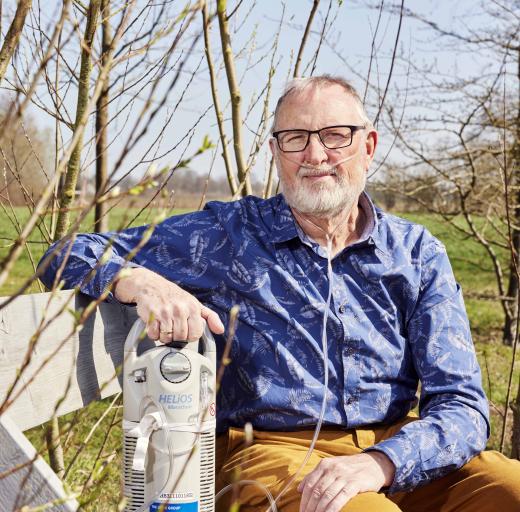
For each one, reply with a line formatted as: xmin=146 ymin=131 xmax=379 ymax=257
xmin=264 ymin=148 xmax=357 ymax=510
xmin=217 ymin=157 xmax=358 ymax=511
xmin=276 ymin=151 xmax=358 ymax=176
xmin=214 ymin=233 xmax=336 ymax=512
xmin=215 ymin=480 xmax=278 ymax=510
xmin=215 ymin=240 xmax=339 ymax=511
xmin=265 ymin=233 xmax=334 ymax=512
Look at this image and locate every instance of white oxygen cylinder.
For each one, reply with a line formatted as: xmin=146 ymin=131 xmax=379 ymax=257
xmin=122 ymin=319 xmax=217 ymax=512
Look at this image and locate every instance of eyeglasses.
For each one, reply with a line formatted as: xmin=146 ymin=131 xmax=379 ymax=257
xmin=272 ymin=125 xmax=366 ymax=153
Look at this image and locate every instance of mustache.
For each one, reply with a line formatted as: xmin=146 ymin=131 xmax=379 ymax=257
xmin=298 ymin=165 xmax=338 ymax=177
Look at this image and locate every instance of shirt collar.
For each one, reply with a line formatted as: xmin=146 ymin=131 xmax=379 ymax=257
xmin=357 ymin=192 xmax=388 ymax=255
xmin=271 ymin=192 xmax=388 ymax=255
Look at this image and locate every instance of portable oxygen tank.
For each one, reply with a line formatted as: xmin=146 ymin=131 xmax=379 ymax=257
xmin=122 ymin=319 xmax=217 ymax=512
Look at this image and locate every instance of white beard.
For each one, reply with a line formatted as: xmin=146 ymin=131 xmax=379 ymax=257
xmin=278 ymin=163 xmax=366 ymax=217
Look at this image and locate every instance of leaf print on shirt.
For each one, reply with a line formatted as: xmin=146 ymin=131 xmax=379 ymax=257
xmin=278 ymin=344 xmax=306 ymax=382
xmin=229 ymin=260 xmax=269 ymax=292
xmin=329 ymin=408 xmax=343 ymax=424
xmin=243 ymin=331 xmax=275 ymax=365
xmin=42 ymin=193 xmax=490 ymax=492
xmin=161 ymin=215 xmax=215 ymax=237
xmin=256 ymin=411 xmax=288 ymax=425
xmin=447 ymin=326 xmax=474 ymax=355
xmin=277 ymin=342 xmax=324 ymax=389
xmin=146 ymin=241 xmax=208 ymax=278
xmin=236 ymin=365 xmax=276 ymax=399
xmin=189 ymin=231 xmax=210 ymax=260
xmin=434 ymin=444 xmax=460 ymax=467
xmin=300 ymin=302 xmax=325 ymax=320
xmin=387 ymin=278 xmax=418 ymax=311
xmin=375 ymin=390 xmax=391 ymax=415
xmin=286 ymin=388 xmax=313 ymax=409
xmin=148 ymin=241 xmax=176 ymax=267
xmin=277 ymin=274 xmax=307 ymax=305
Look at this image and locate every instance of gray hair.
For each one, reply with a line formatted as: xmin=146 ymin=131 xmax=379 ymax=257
xmin=271 ymin=75 xmax=373 ymax=132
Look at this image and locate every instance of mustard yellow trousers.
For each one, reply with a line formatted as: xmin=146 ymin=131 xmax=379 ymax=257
xmin=215 ymin=416 xmax=520 ymax=512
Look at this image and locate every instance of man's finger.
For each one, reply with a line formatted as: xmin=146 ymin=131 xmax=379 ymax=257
xmin=187 ymin=315 xmax=205 ymax=342
xmin=201 ymin=306 xmax=225 ymax=334
xmin=173 ymin=315 xmax=189 ymax=341
xmin=314 ymin=479 xmax=348 ymax=512
xmin=327 ymin=485 xmax=358 ymax=512
xmin=147 ymin=318 xmax=160 ymax=340
xmin=159 ymin=320 xmax=174 ymax=343
xmin=299 ymin=471 xmax=328 ymax=512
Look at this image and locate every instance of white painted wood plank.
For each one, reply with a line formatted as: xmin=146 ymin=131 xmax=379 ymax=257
xmin=0 ymin=291 xmax=138 ymax=431
xmin=0 ymin=413 xmax=78 ymax=511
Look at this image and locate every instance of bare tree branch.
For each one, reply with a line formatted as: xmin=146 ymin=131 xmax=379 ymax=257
xmin=216 ymin=0 xmax=251 ymax=196
xmin=0 ymin=0 xmax=32 ymax=83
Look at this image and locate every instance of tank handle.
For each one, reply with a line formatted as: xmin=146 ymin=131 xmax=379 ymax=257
xmin=123 ymin=318 xmax=217 ymax=356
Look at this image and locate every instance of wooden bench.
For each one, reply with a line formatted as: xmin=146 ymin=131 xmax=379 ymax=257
xmin=0 ymin=290 xmax=139 ymax=511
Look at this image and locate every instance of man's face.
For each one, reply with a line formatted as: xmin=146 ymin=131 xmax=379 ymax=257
xmin=270 ymin=84 xmax=377 ymax=216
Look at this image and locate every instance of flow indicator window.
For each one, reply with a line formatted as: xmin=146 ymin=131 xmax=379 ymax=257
xmin=160 ymin=351 xmax=191 ymax=383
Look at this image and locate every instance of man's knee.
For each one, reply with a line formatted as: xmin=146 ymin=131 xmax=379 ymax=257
xmin=339 ymin=492 xmax=402 ymax=512
xmin=462 ymin=450 xmax=520 ymax=505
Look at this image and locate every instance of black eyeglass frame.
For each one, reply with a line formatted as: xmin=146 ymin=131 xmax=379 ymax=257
xmin=271 ymin=124 xmax=366 ymax=153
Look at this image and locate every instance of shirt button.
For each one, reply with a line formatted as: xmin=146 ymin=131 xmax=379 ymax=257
xmin=339 ymin=304 xmax=346 ymax=314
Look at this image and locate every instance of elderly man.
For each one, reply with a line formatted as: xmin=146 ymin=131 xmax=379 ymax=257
xmin=39 ymin=76 xmax=520 ymax=512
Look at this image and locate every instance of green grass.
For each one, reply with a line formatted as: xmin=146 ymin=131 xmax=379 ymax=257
xmin=2 ymin=206 xmax=520 ymax=509
xmin=26 ymin=398 xmax=124 ymax=510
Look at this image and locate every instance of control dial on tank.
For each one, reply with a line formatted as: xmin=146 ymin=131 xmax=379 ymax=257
xmin=160 ymin=351 xmax=191 ymax=383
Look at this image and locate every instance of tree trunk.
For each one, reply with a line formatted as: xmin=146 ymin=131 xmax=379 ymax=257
xmin=503 ymin=50 xmax=520 ymax=347
xmin=49 ymin=0 xmax=101 ymax=479
xmin=0 ymin=0 xmax=32 ymax=83
xmin=94 ymin=0 xmax=110 ymax=232
xmin=503 ymin=256 xmax=518 ymax=347
xmin=54 ymin=0 xmax=101 ymax=239
xmin=202 ymin=2 xmax=237 ymax=197
xmin=45 ymin=417 xmax=64 ymax=478
xmin=513 ymin=394 xmax=520 ymax=459
xmin=293 ymin=0 xmax=319 ymax=78
xmin=509 ymin=49 xmax=520 ymax=458
xmin=216 ymin=0 xmax=251 ymax=197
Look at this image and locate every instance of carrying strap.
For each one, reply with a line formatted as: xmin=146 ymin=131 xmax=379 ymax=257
xmin=123 ymin=414 xmax=216 ymax=471
xmin=124 ymin=412 xmax=164 ymax=471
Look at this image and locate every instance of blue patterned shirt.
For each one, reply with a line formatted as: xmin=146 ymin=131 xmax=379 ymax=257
xmin=38 ymin=193 xmax=489 ymax=493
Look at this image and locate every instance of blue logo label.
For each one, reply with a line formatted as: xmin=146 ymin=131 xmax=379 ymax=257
xmin=150 ymin=502 xmax=198 ymax=512
xmin=158 ymin=394 xmax=193 ymax=404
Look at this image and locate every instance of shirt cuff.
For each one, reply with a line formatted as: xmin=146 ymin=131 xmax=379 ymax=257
xmin=363 ymin=435 xmax=420 ymax=494
xmin=81 ymin=258 xmax=140 ymax=304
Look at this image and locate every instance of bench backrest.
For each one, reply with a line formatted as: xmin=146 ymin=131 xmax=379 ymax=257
xmin=0 ymin=290 xmax=137 ymax=511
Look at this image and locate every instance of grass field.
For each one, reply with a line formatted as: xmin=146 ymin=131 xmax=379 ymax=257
xmin=1 ymin=205 xmax=518 ymax=509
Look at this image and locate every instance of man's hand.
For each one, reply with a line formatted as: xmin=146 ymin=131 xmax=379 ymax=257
xmin=297 ymin=451 xmax=395 ymax=512
xmin=114 ymin=267 xmax=225 ymax=342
